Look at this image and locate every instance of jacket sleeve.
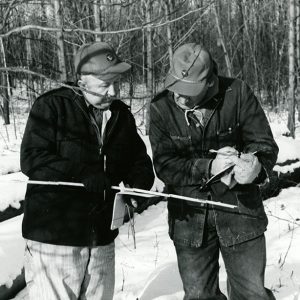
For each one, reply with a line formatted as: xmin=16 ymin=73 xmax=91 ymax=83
xmin=20 ymin=96 xmax=87 ymax=181
xmin=239 ymin=82 xmax=279 ymax=179
xmin=149 ymin=102 xmax=211 ymax=187
xmin=123 ymin=112 xmax=155 ymax=190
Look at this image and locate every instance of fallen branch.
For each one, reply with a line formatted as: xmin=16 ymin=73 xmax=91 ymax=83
xmin=111 ymin=186 xmax=237 ymax=209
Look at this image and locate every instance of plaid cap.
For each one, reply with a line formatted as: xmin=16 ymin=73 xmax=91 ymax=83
xmin=74 ymin=42 xmax=131 ymax=81
xmin=165 ymin=43 xmax=214 ymax=96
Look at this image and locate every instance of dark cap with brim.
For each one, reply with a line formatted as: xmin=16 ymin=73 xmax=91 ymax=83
xmin=164 ymin=43 xmax=214 ymax=96
xmin=74 ymin=42 xmax=131 ymax=81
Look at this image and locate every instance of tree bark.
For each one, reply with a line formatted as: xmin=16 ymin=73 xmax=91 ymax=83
xmin=0 ymin=37 xmax=10 ymax=124
xmin=54 ymin=0 xmax=67 ymax=82
xmin=288 ymin=0 xmax=296 ymax=138
xmin=296 ymin=0 xmax=300 ymax=122
xmin=93 ymin=0 xmax=102 ymax=42
xmin=237 ymin=0 xmax=245 ymax=79
xmin=145 ymin=0 xmax=153 ymax=134
xmin=164 ymin=0 xmax=173 ymax=67
xmin=213 ymin=2 xmax=232 ymax=77
xmin=25 ymin=31 xmax=35 ymax=106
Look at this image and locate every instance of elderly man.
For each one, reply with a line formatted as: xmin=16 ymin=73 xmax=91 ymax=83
xmin=149 ymin=43 xmax=278 ymax=300
xmin=21 ymin=42 xmax=154 ymax=300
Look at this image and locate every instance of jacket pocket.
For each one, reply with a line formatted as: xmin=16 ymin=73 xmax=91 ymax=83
xmin=217 ymin=125 xmax=239 ymax=149
xmin=58 ymin=137 xmax=82 ymax=161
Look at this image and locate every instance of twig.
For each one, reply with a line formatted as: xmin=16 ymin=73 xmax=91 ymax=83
xmin=121 ymin=267 xmax=125 ymax=292
xmin=153 ymin=232 xmax=159 ymax=267
xmin=279 ymin=224 xmax=295 ymax=269
xmin=0 ymin=5 xmax=212 ymax=39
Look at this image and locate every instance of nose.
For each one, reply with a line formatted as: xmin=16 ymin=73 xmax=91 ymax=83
xmin=107 ymin=84 xmax=116 ymax=97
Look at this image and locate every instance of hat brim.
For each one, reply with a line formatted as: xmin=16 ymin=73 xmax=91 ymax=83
xmin=164 ymin=73 xmax=207 ymax=97
xmin=93 ymin=62 xmax=131 ymax=81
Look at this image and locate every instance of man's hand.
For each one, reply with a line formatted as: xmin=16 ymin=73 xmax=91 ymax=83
xmin=231 ymin=153 xmax=261 ymax=184
xmin=210 ymin=146 xmax=238 ymax=176
xmin=123 ymin=196 xmax=138 ymax=208
xmin=78 ymin=165 xmax=111 ymax=193
xmin=123 ymin=195 xmax=148 ymax=223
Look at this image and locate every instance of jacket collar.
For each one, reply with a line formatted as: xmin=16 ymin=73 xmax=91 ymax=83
xmin=214 ymin=76 xmax=233 ymax=100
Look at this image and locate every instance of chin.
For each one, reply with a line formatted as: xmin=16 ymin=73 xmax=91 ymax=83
xmin=97 ymin=102 xmax=112 ymax=109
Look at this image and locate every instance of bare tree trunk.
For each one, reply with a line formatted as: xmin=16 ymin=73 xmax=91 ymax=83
xmin=296 ymin=0 xmax=300 ymax=122
xmin=0 ymin=37 xmax=10 ymax=124
xmin=93 ymin=0 xmax=102 ymax=42
xmin=237 ymin=0 xmax=245 ymax=79
xmin=243 ymin=0 xmax=259 ymax=91
xmin=288 ymin=0 xmax=296 ymax=137
xmin=164 ymin=0 xmax=173 ymax=66
xmin=25 ymin=31 xmax=35 ymax=106
xmin=213 ymin=2 xmax=232 ymax=77
xmin=145 ymin=0 xmax=153 ymax=134
xmin=54 ymin=0 xmax=67 ymax=82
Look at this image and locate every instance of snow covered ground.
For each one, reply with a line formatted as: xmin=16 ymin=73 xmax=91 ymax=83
xmin=1 ymin=187 xmax=300 ymax=300
xmin=1 ymin=113 xmax=300 ymax=299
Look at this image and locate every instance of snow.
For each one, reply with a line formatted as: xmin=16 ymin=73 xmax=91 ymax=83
xmin=1 ymin=115 xmax=300 ymax=299
xmin=0 ymin=215 xmax=24 ymax=289
xmin=264 ymin=188 xmax=300 ymax=299
xmin=0 ymin=172 xmax=27 ymax=211
xmin=0 ymin=151 xmax=20 ymax=176
xmin=275 ymin=136 xmax=300 ymax=164
xmin=2 ymin=189 xmax=300 ymax=299
xmin=115 ymin=203 xmax=184 ymax=299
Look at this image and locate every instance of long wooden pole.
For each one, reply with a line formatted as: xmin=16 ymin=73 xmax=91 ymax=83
xmin=111 ymin=186 xmax=237 ymax=209
xmin=3 ymin=180 xmax=237 ymax=209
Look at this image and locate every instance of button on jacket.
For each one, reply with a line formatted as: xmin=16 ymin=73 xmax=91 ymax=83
xmin=21 ymin=84 xmax=154 ymax=246
xmin=149 ymin=76 xmax=278 ymax=247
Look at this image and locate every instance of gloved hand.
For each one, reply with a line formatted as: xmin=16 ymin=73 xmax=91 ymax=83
xmin=123 ymin=196 xmax=138 ymax=208
xmin=123 ymin=195 xmax=147 ymax=223
xmin=210 ymin=146 xmax=238 ymax=176
xmin=231 ymin=153 xmax=262 ymax=184
xmin=123 ymin=195 xmax=147 ymax=211
xmin=78 ymin=165 xmax=111 ymax=193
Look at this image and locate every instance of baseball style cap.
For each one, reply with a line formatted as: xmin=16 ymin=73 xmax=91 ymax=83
xmin=164 ymin=43 xmax=215 ymax=96
xmin=74 ymin=42 xmax=131 ymax=81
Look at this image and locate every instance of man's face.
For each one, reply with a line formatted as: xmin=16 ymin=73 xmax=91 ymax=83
xmin=174 ymin=79 xmax=209 ymax=109
xmin=78 ymin=75 xmax=119 ymax=109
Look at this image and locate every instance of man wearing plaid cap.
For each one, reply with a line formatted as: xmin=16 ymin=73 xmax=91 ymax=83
xmin=21 ymin=42 xmax=154 ymax=300
xmin=149 ymin=43 xmax=278 ymax=300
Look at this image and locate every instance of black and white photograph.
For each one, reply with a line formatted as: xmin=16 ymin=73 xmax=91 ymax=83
xmin=0 ymin=1 xmax=300 ymax=299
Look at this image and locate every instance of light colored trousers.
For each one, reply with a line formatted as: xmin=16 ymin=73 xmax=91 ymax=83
xmin=24 ymin=239 xmax=115 ymax=300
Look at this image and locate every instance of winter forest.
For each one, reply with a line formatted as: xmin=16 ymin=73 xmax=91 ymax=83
xmin=0 ymin=0 xmax=300 ymax=299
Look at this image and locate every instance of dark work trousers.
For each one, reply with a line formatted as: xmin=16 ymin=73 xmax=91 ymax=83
xmin=174 ymin=209 xmax=276 ymax=300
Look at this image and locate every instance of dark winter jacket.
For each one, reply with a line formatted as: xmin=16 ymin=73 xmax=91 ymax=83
xmin=21 ymin=84 xmax=154 ymax=246
xmin=149 ymin=76 xmax=278 ymax=247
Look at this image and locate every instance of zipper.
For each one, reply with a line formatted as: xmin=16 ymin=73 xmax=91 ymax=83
xmin=201 ymin=99 xmax=222 ymax=157
xmin=103 ymin=154 xmax=106 ymax=201
xmin=102 ymin=110 xmax=119 ymax=150
xmin=74 ymin=95 xmax=103 ymax=148
xmin=100 ymin=110 xmax=119 ymax=202
xmin=74 ymin=96 xmax=122 ymax=203
xmin=74 ymin=95 xmax=112 ymax=203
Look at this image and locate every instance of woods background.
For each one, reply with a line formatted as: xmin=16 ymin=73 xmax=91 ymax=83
xmin=0 ymin=0 xmax=299 ymax=136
